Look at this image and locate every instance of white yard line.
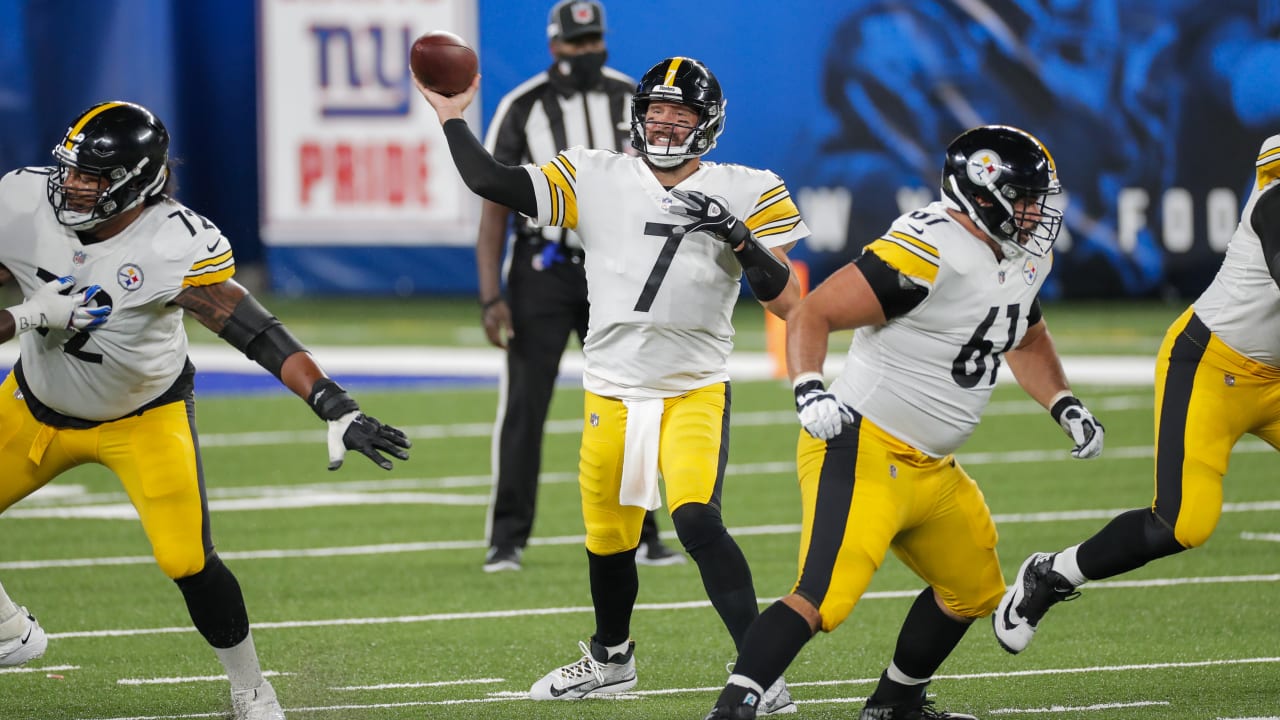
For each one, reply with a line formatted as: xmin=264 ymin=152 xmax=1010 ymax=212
xmin=73 ymin=656 xmax=1280 ymax=719
xmin=117 ymin=670 xmax=290 ymax=686
xmin=331 ymin=678 xmax=504 ymax=691
xmin=6 ymin=499 xmax=1279 ymax=570
xmin=40 ymin=575 xmax=1280 ymax=641
xmin=987 ymin=700 xmax=1170 ymax=714
xmin=0 ymin=664 xmax=79 ymax=674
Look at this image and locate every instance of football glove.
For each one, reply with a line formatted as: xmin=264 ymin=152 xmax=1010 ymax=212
xmin=668 ymin=189 xmax=751 ymax=247
xmin=794 ymin=376 xmax=853 ymax=440
xmin=1050 ymin=395 xmax=1105 ymax=459
xmin=307 ymin=378 xmax=412 ymax=470
xmin=6 ymin=276 xmax=111 ymax=334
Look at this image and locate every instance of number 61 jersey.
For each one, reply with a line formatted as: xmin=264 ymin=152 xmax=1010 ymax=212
xmin=0 ymin=168 xmax=235 ymax=421
xmin=524 ymin=147 xmax=808 ymax=398
xmin=831 ymin=201 xmax=1052 ymax=457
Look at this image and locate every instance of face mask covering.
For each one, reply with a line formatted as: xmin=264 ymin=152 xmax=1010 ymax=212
xmin=557 ymin=50 xmax=607 ymax=91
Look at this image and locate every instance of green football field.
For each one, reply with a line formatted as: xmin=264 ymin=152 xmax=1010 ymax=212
xmin=0 ymin=299 xmax=1276 ymax=720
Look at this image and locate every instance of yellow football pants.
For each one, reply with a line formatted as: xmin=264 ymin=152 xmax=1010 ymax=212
xmin=793 ymin=413 xmax=1004 ymax=632
xmin=0 ymin=372 xmax=210 ymax=579
xmin=578 ymin=383 xmax=728 ymax=556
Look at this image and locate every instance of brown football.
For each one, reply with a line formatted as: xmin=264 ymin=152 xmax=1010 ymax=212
xmin=409 ymin=31 xmax=478 ymax=96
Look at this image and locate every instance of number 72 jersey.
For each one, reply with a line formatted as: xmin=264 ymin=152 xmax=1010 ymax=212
xmin=831 ymin=201 xmax=1052 ymax=457
xmin=523 ymin=147 xmax=809 ymax=397
xmin=0 ymin=168 xmax=234 ymax=421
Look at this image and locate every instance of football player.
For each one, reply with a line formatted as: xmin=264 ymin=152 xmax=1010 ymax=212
xmin=0 ymin=101 xmax=411 ymax=720
xmin=415 ymin=58 xmax=804 ymax=712
xmin=994 ymin=134 xmax=1280 ymax=654
xmin=704 ymin=125 xmax=1105 ymax=720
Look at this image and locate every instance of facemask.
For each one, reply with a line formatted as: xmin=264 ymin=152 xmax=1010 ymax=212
xmin=557 ymin=50 xmax=607 ymax=91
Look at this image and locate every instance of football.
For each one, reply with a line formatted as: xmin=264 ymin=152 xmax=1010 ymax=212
xmin=409 ymin=31 xmax=478 ymax=96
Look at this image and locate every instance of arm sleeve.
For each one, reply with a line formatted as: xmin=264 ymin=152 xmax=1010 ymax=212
xmin=1251 ymin=183 xmax=1280 ymax=287
xmin=442 ymin=118 xmax=536 ymax=217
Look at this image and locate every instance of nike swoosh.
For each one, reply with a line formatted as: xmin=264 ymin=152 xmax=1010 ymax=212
xmin=20 ymin=626 xmax=32 ymax=644
xmin=907 ymin=224 xmax=925 ymax=234
xmin=206 ymin=243 xmax=221 ymax=252
xmin=548 ymin=679 xmax=595 ymax=697
xmin=999 ymin=599 xmax=1020 ymax=631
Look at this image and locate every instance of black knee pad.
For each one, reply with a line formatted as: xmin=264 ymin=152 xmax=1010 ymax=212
xmin=174 ymin=553 xmax=249 ymax=649
xmin=671 ymin=503 xmax=727 ymax=554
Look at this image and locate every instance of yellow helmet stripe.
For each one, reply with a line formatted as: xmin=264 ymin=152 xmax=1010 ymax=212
xmin=63 ymin=102 xmax=127 ymax=150
xmin=662 ymin=58 xmax=684 ymax=87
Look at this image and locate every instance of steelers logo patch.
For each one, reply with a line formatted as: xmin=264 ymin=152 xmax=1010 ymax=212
xmin=1022 ymin=257 xmax=1038 ymax=285
xmin=966 ymin=149 xmax=1003 ymax=186
xmin=118 ymin=263 xmax=144 ymax=291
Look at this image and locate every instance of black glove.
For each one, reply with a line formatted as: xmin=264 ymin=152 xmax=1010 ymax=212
xmin=668 ymin=188 xmax=751 ymax=246
xmin=307 ymin=378 xmax=412 ymax=470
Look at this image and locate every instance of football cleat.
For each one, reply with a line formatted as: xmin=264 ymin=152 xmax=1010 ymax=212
xmin=483 ymin=546 xmax=522 ymax=573
xmin=0 ymin=607 xmax=48 ymax=667
xmin=760 ymin=676 xmax=797 ymax=715
xmin=705 ymin=700 xmax=761 ymax=720
xmin=231 ymin=679 xmax=286 ymax=720
xmin=635 ymin=540 xmax=687 ymax=567
xmin=859 ymin=690 xmax=976 ymax=720
xmin=529 ymin=639 xmax=637 ymax=699
xmin=993 ymin=552 xmax=1081 ymax=654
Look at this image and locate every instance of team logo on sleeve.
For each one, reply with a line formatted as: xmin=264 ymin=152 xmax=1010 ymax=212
xmin=117 ymin=263 xmax=144 ymax=291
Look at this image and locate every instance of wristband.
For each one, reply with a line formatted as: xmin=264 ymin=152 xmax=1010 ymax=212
xmin=480 ymin=297 xmax=503 ymax=312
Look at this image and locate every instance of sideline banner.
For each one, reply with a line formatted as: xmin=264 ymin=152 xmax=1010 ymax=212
xmin=259 ymin=0 xmax=480 ymax=292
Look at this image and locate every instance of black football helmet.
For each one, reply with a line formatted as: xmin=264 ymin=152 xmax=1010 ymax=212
xmin=630 ymin=57 xmax=725 ymax=167
xmin=47 ymin=101 xmax=169 ymax=230
xmin=941 ymin=125 xmax=1063 ymax=258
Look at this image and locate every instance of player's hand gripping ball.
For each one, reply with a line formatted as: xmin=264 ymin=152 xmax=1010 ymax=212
xmin=409 ymin=31 xmax=478 ymax=96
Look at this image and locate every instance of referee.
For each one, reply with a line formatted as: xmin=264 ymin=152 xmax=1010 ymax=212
xmin=478 ymin=0 xmax=682 ymax=572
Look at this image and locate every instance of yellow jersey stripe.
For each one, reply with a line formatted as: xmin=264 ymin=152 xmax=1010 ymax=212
xmin=754 ymin=219 xmax=802 ymax=238
xmin=663 ymin=58 xmax=684 ymax=86
xmin=556 ymin=153 xmax=577 ymax=181
xmin=64 ymin=102 xmax=126 ymax=150
xmin=182 ymin=266 xmax=235 ymax=287
xmin=865 ymin=238 xmax=939 ymax=284
xmin=1257 ymin=156 xmax=1280 ymax=188
xmin=757 ymin=183 xmax=787 ymax=204
xmin=887 ymin=230 xmax=939 ymax=259
xmin=746 ymin=197 xmax=800 ymax=231
xmin=187 ymin=250 xmax=234 ymax=273
xmin=541 ymin=158 xmax=580 ymax=228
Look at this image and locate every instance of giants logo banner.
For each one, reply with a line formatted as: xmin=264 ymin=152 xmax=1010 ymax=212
xmin=259 ymin=0 xmax=479 ymax=247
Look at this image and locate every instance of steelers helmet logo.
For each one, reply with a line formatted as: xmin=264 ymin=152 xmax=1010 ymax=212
xmin=966 ymin=149 xmax=1003 ymax=187
xmin=118 ymin=263 xmax=144 ymax=291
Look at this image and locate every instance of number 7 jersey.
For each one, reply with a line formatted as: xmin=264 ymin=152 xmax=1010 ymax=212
xmin=831 ymin=201 xmax=1052 ymax=457
xmin=523 ymin=147 xmax=809 ymax=398
xmin=0 ymin=168 xmax=235 ymax=421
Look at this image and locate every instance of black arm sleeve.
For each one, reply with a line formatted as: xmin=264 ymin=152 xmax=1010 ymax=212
xmin=852 ymin=249 xmax=929 ymax=319
xmin=442 ymin=118 xmax=537 ymax=217
xmin=218 ymin=295 xmax=307 ymax=380
xmin=1251 ymin=184 xmax=1280 ymax=287
xmin=732 ymin=229 xmax=791 ymax=302
xmin=1027 ymin=297 xmax=1043 ymax=326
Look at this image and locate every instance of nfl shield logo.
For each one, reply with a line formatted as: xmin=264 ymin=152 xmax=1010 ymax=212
xmin=589 ymin=412 xmax=599 ymax=427
xmin=72 ymin=250 xmax=87 ymax=265
xmin=571 ymin=2 xmax=595 ymax=23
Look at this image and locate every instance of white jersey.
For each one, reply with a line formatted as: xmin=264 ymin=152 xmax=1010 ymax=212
xmin=831 ymin=201 xmax=1051 ymax=457
xmin=524 ymin=148 xmax=809 ymax=397
xmin=0 ymin=167 xmax=235 ymax=421
xmin=1192 ymin=135 xmax=1280 ymax=366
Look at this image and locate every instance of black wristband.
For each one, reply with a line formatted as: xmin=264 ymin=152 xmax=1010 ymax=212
xmin=307 ymin=377 xmax=360 ymax=422
xmin=480 ymin=296 xmax=503 ymax=312
xmin=793 ymin=378 xmax=825 ymax=407
xmin=1049 ymin=395 xmax=1082 ymax=424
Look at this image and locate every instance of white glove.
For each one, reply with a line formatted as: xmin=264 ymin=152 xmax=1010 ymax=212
xmin=1051 ymin=395 xmax=1105 ymax=459
xmin=794 ymin=374 xmax=854 ymax=440
xmin=6 ymin=276 xmax=111 ymax=334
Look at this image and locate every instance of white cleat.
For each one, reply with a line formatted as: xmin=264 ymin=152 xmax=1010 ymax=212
xmin=760 ymin=675 xmax=797 ymax=715
xmin=231 ymin=679 xmax=286 ymax=720
xmin=0 ymin=607 xmax=48 ymax=667
xmin=993 ymin=552 xmax=1080 ymax=654
xmin=529 ymin=639 xmax=637 ymax=699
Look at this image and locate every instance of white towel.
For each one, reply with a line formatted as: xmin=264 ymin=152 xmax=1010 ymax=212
xmin=618 ymin=397 xmax=664 ymax=510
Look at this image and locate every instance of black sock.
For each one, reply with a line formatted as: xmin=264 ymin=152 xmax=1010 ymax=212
xmin=692 ymin=533 xmax=759 ymax=650
xmin=716 ymin=600 xmax=813 ymax=705
xmin=870 ymin=587 xmax=970 ymax=703
xmin=174 ymin=554 xmax=249 ymax=649
xmin=588 ymin=547 xmax=638 ymax=647
xmin=1077 ymin=508 xmax=1185 ymax=580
